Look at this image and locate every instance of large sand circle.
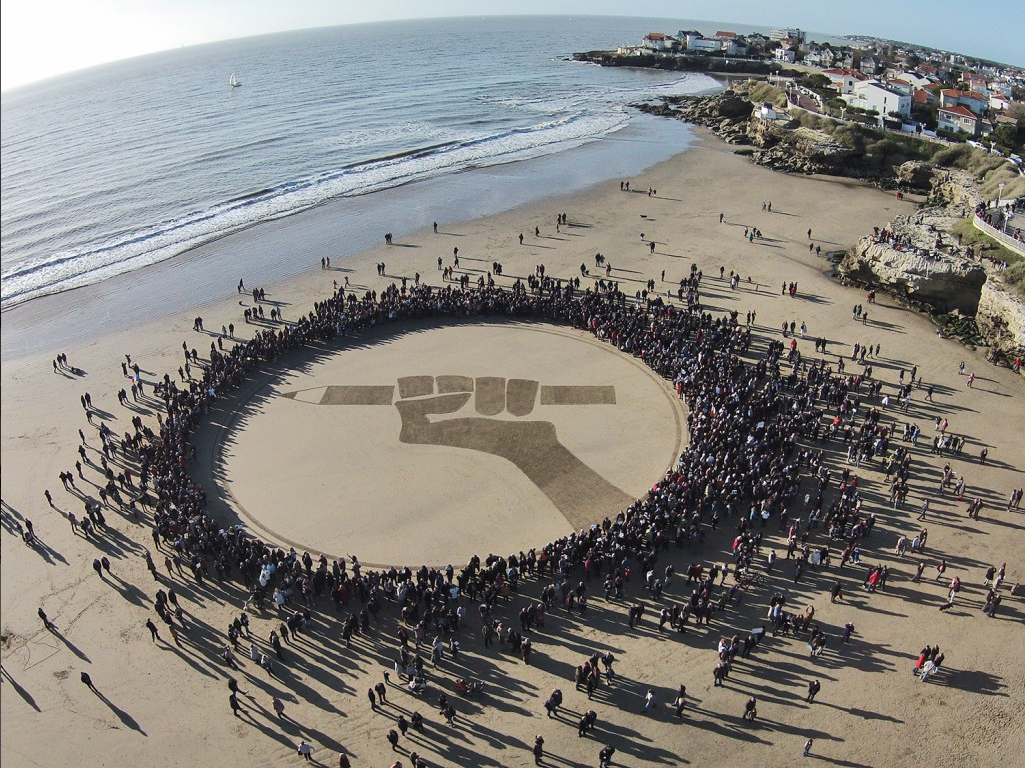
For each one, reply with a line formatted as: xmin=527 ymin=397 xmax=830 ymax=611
xmin=217 ymin=320 xmax=684 ymax=566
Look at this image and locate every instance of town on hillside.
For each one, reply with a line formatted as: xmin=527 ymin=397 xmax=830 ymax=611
xmin=590 ymin=26 xmax=1024 ymax=161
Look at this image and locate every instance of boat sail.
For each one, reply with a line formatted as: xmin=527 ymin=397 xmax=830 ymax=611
xmin=229 ymin=71 xmax=241 ymax=88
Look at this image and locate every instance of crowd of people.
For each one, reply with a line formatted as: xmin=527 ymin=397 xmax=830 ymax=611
xmin=40 ymin=221 xmax=1017 ymax=766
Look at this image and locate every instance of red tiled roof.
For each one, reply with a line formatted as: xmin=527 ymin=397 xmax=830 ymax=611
xmin=913 ymin=90 xmax=929 ymax=104
xmin=646 ymin=33 xmax=668 ymax=40
xmin=823 ymin=68 xmax=868 ymax=80
xmin=716 ymin=31 xmax=736 ymax=38
xmin=939 ymin=105 xmax=978 ymax=120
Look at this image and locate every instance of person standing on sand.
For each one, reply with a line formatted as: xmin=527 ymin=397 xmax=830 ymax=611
xmin=674 ymin=685 xmax=687 ymax=717
xmin=533 ymin=734 xmax=544 ymax=765
xmin=297 ymin=741 xmax=313 ymax=761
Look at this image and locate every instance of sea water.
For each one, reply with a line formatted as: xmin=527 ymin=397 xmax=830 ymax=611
xmin=1 ymin=17 xmax=726 ymax=311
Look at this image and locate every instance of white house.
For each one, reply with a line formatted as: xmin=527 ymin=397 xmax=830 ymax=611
xmin=885 ymin=79 xmax=914 ymax=96
xmin=723 ymin=38 xmax=748 ymax=56
xmin=774 ymin=46 xmax=797 ymax=63
xmin=804 ymin=48 xmax=836 ymax=67
xmin=990 ymin=94 xmax=1011 ymax=112
xmin=940 ymin=89 xmax=988 ymax=117
xmin=642 ymin=33 xmax=672 ymax=51
xmin=894 ymin=71 xmax=933 ymax=89
xmin=687 ymin=35 xmax=722 ymax=53
xmin=757 ymin=102 xmax=790 ymax=121
xmin=843 ymin=80 xmax=912 ymax=120
xmin=823 ymin=68 xmax=868 ymax=95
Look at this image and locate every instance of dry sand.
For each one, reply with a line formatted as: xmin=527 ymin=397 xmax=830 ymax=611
xmin=2 ymin=130 xmax=1023 ymax=768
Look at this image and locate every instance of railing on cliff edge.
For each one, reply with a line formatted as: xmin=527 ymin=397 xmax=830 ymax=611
xmin=973 ymin=203 xmax=1025 ymax=258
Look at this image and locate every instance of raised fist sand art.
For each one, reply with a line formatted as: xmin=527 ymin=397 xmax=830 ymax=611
xmin=283 ymin=377 xmax=635 ymax=529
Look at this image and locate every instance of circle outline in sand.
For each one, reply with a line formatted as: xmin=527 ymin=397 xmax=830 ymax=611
xmin=210 ymin=319 xmax=685 ymax=567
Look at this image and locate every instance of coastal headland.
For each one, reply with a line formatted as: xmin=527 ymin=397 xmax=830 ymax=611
xmin=2 ymin=129 xmax=1024 ymax=768
xmin=629 ymin=81 xmax=1025 ymax=359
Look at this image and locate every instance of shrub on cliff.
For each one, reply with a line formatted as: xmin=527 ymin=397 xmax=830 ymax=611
xmin=832 ymin=123 xmax=867 ymax=153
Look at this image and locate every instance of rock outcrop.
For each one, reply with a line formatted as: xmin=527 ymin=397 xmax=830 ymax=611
xmin=635 ymin=88 xmax=907 ymax=180
xmin=747 ymin=122 xmax=855 ymax=175
xmin=895 ymin=161 xmax=935 ymax=192
xmin=838 ymin=198 xmax=1025 ymax=358
xmin=637 ymin=91 xmax=753 ymax=145
xmin=839 ymin=238 xmax=987 ymax=315
xmin=976 ymin=280 xmax=1025 ymax=359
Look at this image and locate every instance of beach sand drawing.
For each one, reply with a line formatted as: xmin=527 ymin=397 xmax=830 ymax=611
xmin=283 ymin=377 xmax=631 ymax=528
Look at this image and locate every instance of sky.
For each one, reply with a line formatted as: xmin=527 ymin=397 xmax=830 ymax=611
xmin=2 ymin=0 xmax=1023 ymax=91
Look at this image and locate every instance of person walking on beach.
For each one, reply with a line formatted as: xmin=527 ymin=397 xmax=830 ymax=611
xmin=643 ymin=688 xmax=657 ymax=713
xmin=532 ymin=734 xmax=544 ymax=765
xmin=38 ymin=607 xmax=55 ymax=631
xmin=806 ymin=679 xmax=821 ymax=703
xmin=297 ymin=741 xmax=313 ymax=761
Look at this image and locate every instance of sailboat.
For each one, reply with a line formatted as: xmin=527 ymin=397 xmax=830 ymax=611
xmin=229 ymin=71 xmax=241 ymax=88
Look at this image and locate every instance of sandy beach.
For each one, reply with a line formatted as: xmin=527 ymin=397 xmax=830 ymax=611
xmin=2 ymin=129 xmax=1023 ymax=768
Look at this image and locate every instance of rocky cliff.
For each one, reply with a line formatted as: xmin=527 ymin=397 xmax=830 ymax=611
xmin=747 ymin=122 xmax=857 ymax=175
xmin=837 ymin=198 xmax=1025 ymax=359
xmin=635 ymin=89 xmax=919 ymax=180
xmin=839 ymin=238 xmax=987 ymax=315
xmin=976 ymin=280 xmax=1025 ymax=360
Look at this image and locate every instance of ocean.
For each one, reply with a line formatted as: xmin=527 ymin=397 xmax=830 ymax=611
xmin=1 ymin=16 xmax=730 ymax=312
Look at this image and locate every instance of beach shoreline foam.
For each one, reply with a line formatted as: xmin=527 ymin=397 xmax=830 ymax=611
xmin=1 ymin=114 xmax=696 ymax=359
